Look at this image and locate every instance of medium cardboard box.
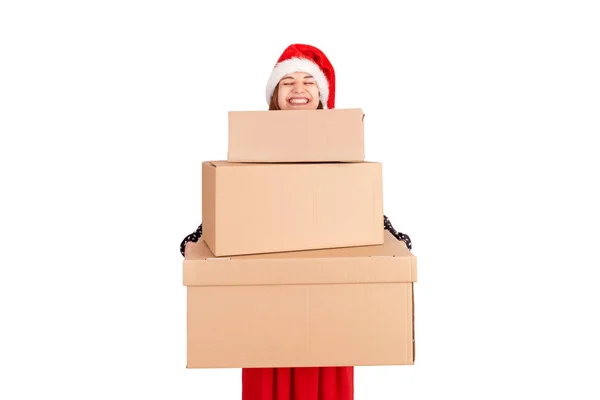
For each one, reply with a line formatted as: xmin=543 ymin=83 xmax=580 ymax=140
xmin=227 ymin=108 xmax=364 ymax=162
xmin=183 ymin=230 xmax=417 ymax=368
xmin=202 ymin=160 xmax=384 ymax=257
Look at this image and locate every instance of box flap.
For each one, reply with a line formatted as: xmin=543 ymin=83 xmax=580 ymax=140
xmin=183 ymin=230 xmax=416 ymax=286
xmin=206 ymin=160 xmax=378 ymax=168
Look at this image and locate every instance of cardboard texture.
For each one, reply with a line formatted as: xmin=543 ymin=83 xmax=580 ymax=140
xmin=202 ymin=161 xmax=384 ymax=257
xmin=184 ymin=230 xmax=416 ymax=369
xmin=227 ymin=109 xmax=365 ymax=162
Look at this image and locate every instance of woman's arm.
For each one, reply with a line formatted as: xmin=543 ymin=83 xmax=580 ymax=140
xmin=383 ymin=215 xmax=412 ymax=250
xmin=180 ymin=223 xmax=202 ymax=256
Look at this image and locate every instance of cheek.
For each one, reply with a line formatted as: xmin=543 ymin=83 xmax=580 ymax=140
xmin=309 ymin=86 xmax=320 ymax=100
xmin=277 ymin=89 xmax=288 ymax=107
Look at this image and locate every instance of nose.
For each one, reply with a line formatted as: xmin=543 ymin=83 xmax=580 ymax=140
xmin=292 ymin=81 xmax=306 ymax=92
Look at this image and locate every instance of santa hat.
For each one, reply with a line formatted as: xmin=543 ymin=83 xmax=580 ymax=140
xmin=265 ymin=44 xmax=336 ymax=109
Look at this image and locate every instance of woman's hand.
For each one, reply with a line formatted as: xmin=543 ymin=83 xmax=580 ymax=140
xmin=184 ymin=241 xmax=197 ymax=257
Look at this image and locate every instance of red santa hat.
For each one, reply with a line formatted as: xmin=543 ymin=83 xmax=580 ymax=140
xmin=265 ymin=43 xmax=336 ymax=109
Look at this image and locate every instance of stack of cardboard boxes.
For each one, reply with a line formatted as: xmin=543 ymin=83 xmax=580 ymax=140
xmin=183 ymin=108 xmax=417 ymax=369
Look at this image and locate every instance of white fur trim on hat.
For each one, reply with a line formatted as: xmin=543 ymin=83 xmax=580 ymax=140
xmin=265 ymin=57 xmax=330 ymax=109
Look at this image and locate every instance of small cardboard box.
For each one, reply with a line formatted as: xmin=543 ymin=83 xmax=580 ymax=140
xmin=183 ymin=230 xmax=417 ymax=368
xmin=227 ymin=108 xmax=364 ymax=162
xmin=202 ymin=160 xmax=384 ymax=257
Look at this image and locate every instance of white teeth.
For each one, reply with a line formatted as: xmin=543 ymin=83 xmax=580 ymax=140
xmin=289 ymin=98 xmax=309 ymax=104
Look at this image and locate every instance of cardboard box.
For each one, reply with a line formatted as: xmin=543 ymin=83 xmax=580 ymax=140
xmin=227 ymin=108 xmax=364 ymax=162
xmin=183 ymin=230 xmax=416 ymax=368
xmin=202 ymin=161 xmax=384 ymax=257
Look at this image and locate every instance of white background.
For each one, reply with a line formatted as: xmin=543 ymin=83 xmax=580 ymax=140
xmin=1 ymin=0 xmax=599 ymax=399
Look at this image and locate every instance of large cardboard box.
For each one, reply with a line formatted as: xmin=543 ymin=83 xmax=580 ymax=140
xmin=202 ymin=161 xmax=384 ymax=257
xmin=183 ymin=230 xmax=417 ymax=368
xmin=227 ymin=109 xmax=364 ymax=162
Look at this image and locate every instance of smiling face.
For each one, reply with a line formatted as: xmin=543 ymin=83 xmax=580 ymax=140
xmin=276 ymin=71 xmax=321 ymax=110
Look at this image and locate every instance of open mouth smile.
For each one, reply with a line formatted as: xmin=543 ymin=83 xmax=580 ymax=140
xmin=288 ymin=97 xmax=310 ymax=105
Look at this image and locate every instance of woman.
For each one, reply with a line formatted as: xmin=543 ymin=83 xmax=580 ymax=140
xmin=180 ymin=44 xmax=412 ymax=400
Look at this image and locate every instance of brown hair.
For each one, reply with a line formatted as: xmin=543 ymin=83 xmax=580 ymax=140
xmin=269 ymin=83 xmax=324 ymax=110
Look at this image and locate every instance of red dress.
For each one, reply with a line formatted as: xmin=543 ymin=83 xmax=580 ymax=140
xmin=242 ymin=366 xmax=353 ymax=400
